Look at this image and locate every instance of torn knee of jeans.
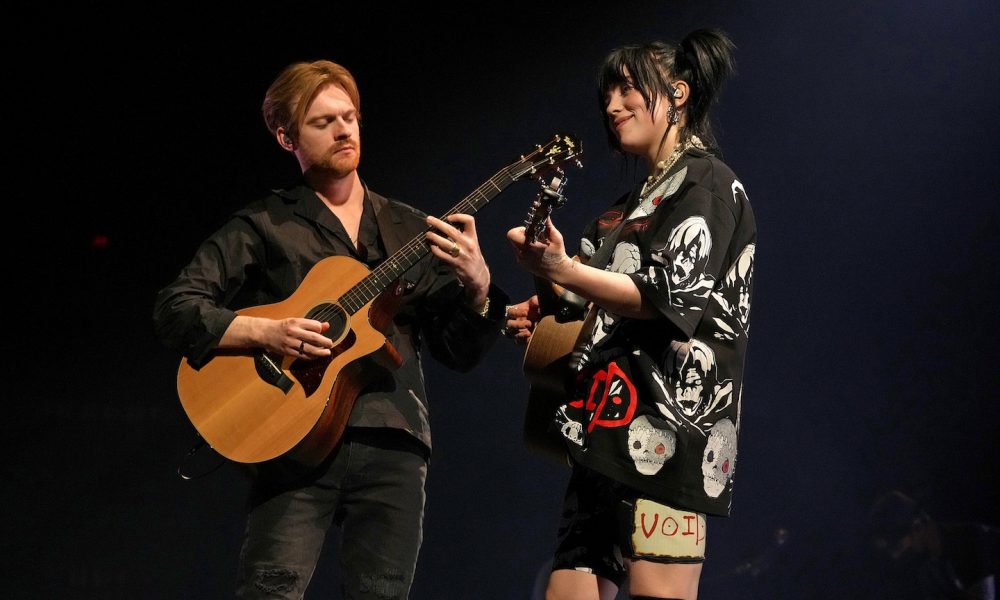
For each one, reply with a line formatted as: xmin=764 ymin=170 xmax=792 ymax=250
xmin=359 ymin=569 xmax=407 ymax=599
xmin=253 ymin=567 xmax=298 ymax=594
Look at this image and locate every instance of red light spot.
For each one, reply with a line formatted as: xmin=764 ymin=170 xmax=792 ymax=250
xmin=722 ymin=459 xmax=730 ymax=474
xmin=612 ymin=396 xmax=622 ymax=404
xmin=652 ymin=196 xmax=663 ymax=205
xmin=91 ymin=234 xmax=110 ymax=249
xmin=655 ymin=444 xmax=665 ymax=455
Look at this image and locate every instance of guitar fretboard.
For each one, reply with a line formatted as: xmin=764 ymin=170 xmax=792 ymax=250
xmin=338 ymin=167 xmax=515 ymax=314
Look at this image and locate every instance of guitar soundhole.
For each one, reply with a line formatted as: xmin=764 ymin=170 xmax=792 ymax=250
xmin=306 ymin=303 xmax=348 ymax=342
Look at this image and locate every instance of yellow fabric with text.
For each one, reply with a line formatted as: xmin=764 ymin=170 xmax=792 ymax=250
xmin=629 ymin=499 xmax=706 ymax=562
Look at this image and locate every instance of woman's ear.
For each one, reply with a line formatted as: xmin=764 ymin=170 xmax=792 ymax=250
xmin=672 ymin=80 xmax=691 ymax=108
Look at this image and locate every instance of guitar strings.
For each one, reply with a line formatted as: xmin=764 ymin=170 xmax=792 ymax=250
xmin=306 ymin=165 xmax=513 ymax=324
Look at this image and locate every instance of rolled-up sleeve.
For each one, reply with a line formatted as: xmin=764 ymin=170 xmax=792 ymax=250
xmin=152 ymin=216 xmax=263 ymax=367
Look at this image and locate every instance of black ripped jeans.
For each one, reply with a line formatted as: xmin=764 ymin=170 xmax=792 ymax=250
xmin=236 ymin=427 xmax=428 ymax=599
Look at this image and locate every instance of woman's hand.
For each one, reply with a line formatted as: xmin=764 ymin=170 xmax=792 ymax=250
xmin=506 ymin=217 xmax=572 ymax=282
xmin=503 ymin=295 xmax=541 ymax=344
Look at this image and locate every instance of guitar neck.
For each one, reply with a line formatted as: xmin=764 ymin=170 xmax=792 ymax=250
xmin=337 ymin=167 xmax=517 ymax=315
xmin=533 ymin=275 xmax=563 ymax=316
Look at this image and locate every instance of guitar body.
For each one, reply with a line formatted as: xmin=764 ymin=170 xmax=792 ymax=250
xmin=176 ymin=255 xmax=403 ymax=468
xmin=522 ymin=315 xmax=582 ymax=463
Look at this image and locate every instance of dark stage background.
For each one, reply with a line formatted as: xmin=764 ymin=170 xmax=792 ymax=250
xmin=7 ymin=2 xmax=999 ymax=598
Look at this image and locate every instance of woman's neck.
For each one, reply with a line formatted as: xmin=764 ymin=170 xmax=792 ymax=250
xmin=647 ymin=125 xmax=684 ymax=169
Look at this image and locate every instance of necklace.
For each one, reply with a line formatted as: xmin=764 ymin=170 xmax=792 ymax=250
xmin=640 ymin=135 xmax=705 ymax=197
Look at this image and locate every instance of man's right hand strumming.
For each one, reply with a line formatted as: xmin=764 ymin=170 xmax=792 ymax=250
xmin=219 ymin=315 xmax=334 ymax=359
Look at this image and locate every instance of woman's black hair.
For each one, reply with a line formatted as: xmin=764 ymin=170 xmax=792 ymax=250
xmin=597 ymin=28 xmax=736 ymax=155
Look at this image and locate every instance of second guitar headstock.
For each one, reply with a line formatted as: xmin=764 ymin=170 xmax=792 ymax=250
xmin=525 ymin=169 xmax=569 ymax=244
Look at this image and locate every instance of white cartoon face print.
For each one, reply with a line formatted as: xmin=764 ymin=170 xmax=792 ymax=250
xmin=668 ymin=339 xmax=717 ymax=416
xmin=649 ymin=217 xmax=715 ymax=317
xmin=627 ymin=415 xmax=676 ymax=475
xmin=677 ymin=362 xmax=706 ymax=414
xmin=663 ymin=216 xmax=712 ymax=289
xmin=702 ymin=418 xmax=737 ymax=497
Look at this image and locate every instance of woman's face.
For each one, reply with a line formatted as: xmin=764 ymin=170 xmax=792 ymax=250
xmin=604 ymin=68 xmax=671 ymax=160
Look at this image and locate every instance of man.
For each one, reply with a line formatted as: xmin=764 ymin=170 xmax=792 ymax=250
xmin=153 ymin=60 xmax=507 ymax=599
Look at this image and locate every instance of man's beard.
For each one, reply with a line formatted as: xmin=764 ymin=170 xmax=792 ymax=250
xmin=318 ymin=141 xmax=361 ymax=178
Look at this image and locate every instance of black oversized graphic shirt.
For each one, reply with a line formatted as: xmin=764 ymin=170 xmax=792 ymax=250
xmin=556 ymin=148 xmax=756 ymax=517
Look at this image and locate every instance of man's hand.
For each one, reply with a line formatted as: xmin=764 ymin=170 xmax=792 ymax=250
xmin=426 ymin=214 xmax=491 ymax=308
xmin=220 ymin=316 xmax=334 ymax=359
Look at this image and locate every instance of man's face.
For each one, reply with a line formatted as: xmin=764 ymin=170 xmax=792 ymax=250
xmin=295 ymin=84 xmax=361 ymax=177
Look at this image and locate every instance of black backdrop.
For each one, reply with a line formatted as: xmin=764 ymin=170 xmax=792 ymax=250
xmin=7 ymin=1 xmax=1000 ymax=598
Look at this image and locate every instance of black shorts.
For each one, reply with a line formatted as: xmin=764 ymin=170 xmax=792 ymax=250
xmin=551 ymin=466 xmax=706 ymax=587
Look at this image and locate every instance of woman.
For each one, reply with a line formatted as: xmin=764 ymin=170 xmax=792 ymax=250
xmin=507 ymin=29 xmax=756 ymax=599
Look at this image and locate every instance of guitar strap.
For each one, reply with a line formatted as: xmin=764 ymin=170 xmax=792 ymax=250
xmin=368 ymin=188 xmax=407 ymax=256
xmin=369 ymin=187 xmax=422 ymax=295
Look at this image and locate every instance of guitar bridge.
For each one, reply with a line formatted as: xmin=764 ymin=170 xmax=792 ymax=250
xmin=254 ymin=352 xmax=295 ymax=394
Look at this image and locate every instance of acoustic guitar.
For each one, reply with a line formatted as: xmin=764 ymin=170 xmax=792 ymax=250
xmin=176 ymin=134 xmax=582 ymax=470
xmin=519 ymin=176 xmax=596 ymax=464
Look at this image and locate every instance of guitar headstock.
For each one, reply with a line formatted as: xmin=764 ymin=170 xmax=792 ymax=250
xmin=524 ymin=170 xmax=568 ymax=244
xmin=508 ymin=133 xmax=583 ymax=182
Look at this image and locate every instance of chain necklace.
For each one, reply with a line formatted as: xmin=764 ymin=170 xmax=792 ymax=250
xmin=639 ymin=134 xmax=705 ymax=198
